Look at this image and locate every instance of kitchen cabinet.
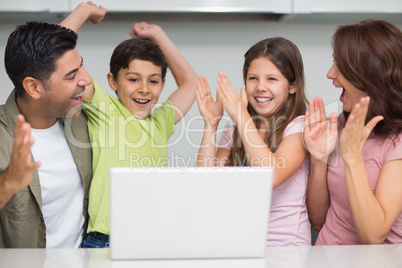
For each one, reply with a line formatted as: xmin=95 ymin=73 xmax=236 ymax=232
xmin=70 ymin=0 xmax=292 ymax=13
xmin=294 ymin=0 xmax=402 ymax=13
xmin=0 ymin=0 xmax=68 ymax=12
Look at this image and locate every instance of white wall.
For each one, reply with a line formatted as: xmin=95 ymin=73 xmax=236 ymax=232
xmin=0 ymin=13 xmax=401 ymax=166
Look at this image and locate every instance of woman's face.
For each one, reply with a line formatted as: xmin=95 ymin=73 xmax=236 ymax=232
xmin=326 ymin=57 xmax=368 ymax=112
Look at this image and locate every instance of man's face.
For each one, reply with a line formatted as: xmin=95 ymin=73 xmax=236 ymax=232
xmin=41 ymin=48 xmax=92 ymax=120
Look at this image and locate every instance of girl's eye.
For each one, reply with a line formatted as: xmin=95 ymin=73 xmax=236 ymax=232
xmin=150 ymin=80 xmax=159 ymax=84
xmin=268 ymin=77 xmax=277 ymax=81
xmin=248 ymin=77 xmax=257 ymax=81
xmin=129 ymin=78 xmax=138 ymax=82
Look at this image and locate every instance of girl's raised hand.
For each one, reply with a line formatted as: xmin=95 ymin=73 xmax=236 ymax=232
xmin=304 ymin=97 xmax=338 ymax=163
xmin=196 ymin=76 xmax=223 ymax=128
xmin=217 ymin=72 xmax=248 ymax=124
xmin=339 ymin=96 xmax=383 ymax=162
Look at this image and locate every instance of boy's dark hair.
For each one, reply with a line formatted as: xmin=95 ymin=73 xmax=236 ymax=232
xmin=109 ymin=37 xmax=168 ymax=80
xmin=4 ymin=21 xmax=78 ymax=97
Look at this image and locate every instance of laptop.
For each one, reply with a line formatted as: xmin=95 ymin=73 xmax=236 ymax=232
xmin=109 ymin=166 xmax=273 ymax=260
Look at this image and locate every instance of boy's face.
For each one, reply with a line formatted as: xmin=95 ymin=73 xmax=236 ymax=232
xmin=108 ymin=59 xmax=165 ymax=119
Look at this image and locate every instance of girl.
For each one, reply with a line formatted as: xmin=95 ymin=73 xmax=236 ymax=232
xmin=304 ymin=20 xmax=402 ymax=245
xmin=196 ymin=37 xmax=310 ymax=246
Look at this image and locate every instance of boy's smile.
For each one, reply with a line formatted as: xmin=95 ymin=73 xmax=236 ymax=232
xmin=108 ymin=59 xmax=165 ymax=119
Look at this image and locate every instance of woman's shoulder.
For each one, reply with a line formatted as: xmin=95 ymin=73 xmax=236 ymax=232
xmin=365 ymin=132 xmax=402 ymax=161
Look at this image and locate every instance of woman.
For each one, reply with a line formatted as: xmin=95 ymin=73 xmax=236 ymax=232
xmin=305 ymin=19 xmax=402 ymax=245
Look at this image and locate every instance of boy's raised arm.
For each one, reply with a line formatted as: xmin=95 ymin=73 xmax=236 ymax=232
xmin=60 ymin=1 xmax=106 ymax=33
xmin=60 ymin=1 xmax=107 ymax=101
xmin=131 ymin=22 xmax=198 ymax=124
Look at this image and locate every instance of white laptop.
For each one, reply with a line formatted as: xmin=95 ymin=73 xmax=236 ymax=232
xmin=109 ymin=166 xmax=273 ymax=260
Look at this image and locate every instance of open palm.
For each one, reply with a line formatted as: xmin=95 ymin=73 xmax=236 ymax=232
xmin=304 ymin=97 xmax=338 ymax=163
xmin=196 ymin=76 xmax=223 ymax=128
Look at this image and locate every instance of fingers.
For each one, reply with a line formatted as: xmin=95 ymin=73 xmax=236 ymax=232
xmin=240 ymin=85 xmax=248 ymax=107
xmin=217 ymin=72 xmax=244 ymax=108
xmin=217 ymin=72 xmax=236 ymax=99
xmin=305 ymin=97 xmax=335 ymax=136
xmin=131 ymin=22 xmax=153 ymax=38
xmin=195 ymin=89 xmax=202 ymax=107
xmin=344 ymin=96 xmax=383 ymax=142
xmin=318 ymin=98 xmax=326 ymax=125
xmin=346 ymin=96 xmax=368 ymax=129
xmin=198 ymin=76 xmax=210 ymax=97
xmin=307 ymin=98 xmax=321 ymax=129
xmin=130 ymin=22 xmax=144 ymax=37
xmin=197 ymin=76 xmax=212 ymax=105
xmin=359 ymin=96 xmax=383 ymax=133
xmin=313 ymin=97 xmax=323 ymax=128
xmin=86 ymin=2 xmax=107 ymax=25
xmin=13 ymin=115 xmax=32 ymax=162
xmin=329 ymin=112 xmax=338 ymax=133
xmin=304 ymin=110 xmax=310 ymax=129
xmin=216 ymin=87 xmax=223 ymax=107
xmin=215 ymin=84 xmax=222 ymax=105
xmin=13 ymin=115 xmax=28 ymax=149
xmin=8 ymin=115 xmax=39 ymax=188
xmin=354 ymin=98 xmax=366 ymax=128
xmin=366 ymin=115 xmax=384 ymax=132
xmin=308 ymin=100 xmax=316 ymax=128
xmin=358 ymin=97 xmax=369 ymax=127
xmin=98 ymin=5 xmax=107 ymax=13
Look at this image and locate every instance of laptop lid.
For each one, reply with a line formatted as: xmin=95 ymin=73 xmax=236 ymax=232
xmin=109 ymin=167 xmax=273 ymax=260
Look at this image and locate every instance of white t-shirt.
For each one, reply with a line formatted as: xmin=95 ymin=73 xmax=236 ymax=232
xmin=31 ymin=120 xmax=85 ymax=248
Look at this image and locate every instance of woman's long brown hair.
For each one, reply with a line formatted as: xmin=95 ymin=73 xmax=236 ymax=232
xmin=333 ymin=20 xmax=402 ymax=140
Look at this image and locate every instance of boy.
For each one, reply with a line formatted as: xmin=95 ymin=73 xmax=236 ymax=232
xmin=64 ymin=5 xmax=198 ymax=247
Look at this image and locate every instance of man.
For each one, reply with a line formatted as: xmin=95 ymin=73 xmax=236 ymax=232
xmin=0 ymin=2 xmax=106 ymax=248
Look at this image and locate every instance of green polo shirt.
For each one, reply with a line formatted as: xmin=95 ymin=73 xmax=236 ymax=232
xmin=83 ymin=82 xmax=175 ymax=235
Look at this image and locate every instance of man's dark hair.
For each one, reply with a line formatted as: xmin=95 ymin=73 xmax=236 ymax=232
xmin=4 ymin=21 xmax=78 ymax=97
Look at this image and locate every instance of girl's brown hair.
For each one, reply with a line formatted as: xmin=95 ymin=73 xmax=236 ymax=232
xmin=228 ymin=37 xmax=307 ymax=166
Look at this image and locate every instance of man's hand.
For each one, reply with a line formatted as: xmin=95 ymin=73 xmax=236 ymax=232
xmin=0 ymin=115 xmax=40 ymax=208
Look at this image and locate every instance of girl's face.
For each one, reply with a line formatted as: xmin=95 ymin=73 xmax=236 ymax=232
xmin=326 ymin=57 xmax=368 ymax=112
xmin=245 ymin=57 xmax=296 ymax=117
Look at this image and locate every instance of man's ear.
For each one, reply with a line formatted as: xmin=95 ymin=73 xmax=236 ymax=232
xmin=107 ymin=73 xmax=118 ymax=92
xmin=22 ymin=77 xmax=44 ymax=100
xmin=289 ymin=82 xmax=297 ymax=95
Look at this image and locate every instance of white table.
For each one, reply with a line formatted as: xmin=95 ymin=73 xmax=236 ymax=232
xmin=1 ymin=244 xmax=401 ymax=268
